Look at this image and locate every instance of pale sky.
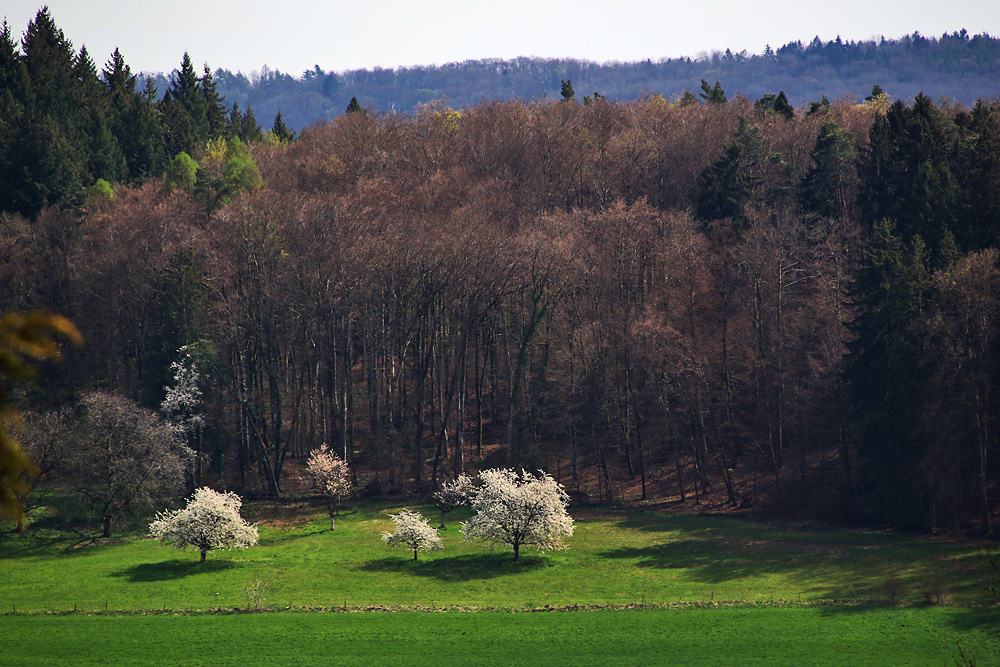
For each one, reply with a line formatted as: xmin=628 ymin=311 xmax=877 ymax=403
xmin=3 ymin=1 xmax=998 ymax=77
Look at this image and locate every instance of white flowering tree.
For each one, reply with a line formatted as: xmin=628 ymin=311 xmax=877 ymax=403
xmin=432 ymin=472 xmax=477 ymax=528
xmin=462 ymin=469 xmax=574 ymax=562
xmin=306 ymin=444 xmax=352 ymax=530
xmin=149 ymin=487 xmax=258 ymax=563
xmin=381 ymin=508 xmax=443 ymax=561
xmin=161 ymin=348 xmax=205 ymax=484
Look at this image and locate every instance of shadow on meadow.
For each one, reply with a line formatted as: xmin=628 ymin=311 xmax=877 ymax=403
xmin=815 ymin=601 xmax=1000 ymax=633
xmin=597 ymin=514 xmax=987 ymax=600
xmin=111 ymin=558 xmax=240 ymax=582
xmin=360 ymin=553 xmax=548 ymax=582
xmin=0 ymin=530 xmax=135 ymax=560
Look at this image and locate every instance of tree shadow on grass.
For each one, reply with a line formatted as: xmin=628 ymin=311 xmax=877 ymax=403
xmin=360 ymin=553 xmax=548 ymax=582
xmin=111 ymin=558 xmax=239 ymax=582
xmin=815 ymin=602 xmax=1000 ymax=633
xmin=597 ymin=539 xmax=940 ymax=599
xmin=257 ymin=526 xmax=329 ymax=545
xmin=0 ymin=532 xmax=133 ymax=560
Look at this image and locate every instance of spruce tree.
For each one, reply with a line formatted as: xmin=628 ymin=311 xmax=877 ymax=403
xmin=166 ymin=53 xmax=208 ymax=149
xmin=560 ymin=79 xmax=575 ymax=101
xmin=270 ymin=112 xmax=295 ymax=143
xmin=858 ymin=95 xmax=960 ymax=262
xmin=846 ymin=219 xmax=932 ymax=526
xmin=699 ymin=79 xmax=727 ymax=105
xmin=695 ymin=117 xmax=764 ymax=225
xmin=800 ymin=121 xmax=855 ymax=218
xmin=75 ymin=46 xmax=126 ymax=184
xmin=201 ymin=64 xmax=227 ymax=139
xmin=0 ymin=21 xmax=29 ymax=214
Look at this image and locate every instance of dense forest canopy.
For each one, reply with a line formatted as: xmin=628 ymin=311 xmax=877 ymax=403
xmin=2 ymin=9 xmax=1000 ymax=537
xmin=187 ymin=29 xmax=1000 ymax=130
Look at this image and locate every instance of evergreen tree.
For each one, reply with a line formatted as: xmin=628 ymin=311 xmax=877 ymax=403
xmin=270 ymin=112 xmax=296 ymax=143
xmin=754 ymin=90 xmax=794 ymax=119
xmin=103 ymin=49 xmax=165 ymax=181
xmin=74 ymin=46 xmax=126 ymax=184
xmin=161 ymin=91 xmax=196 ymax=159
xmin=20 ymin=8 xmax=77 ymax=121
xmin=235 ymin=105 xmax=262 ymax=143
xmin=800 ymin=121 xmax=855 ymax=218
xmin=346 ymin=96 xmax=361 ymax=114
xmin=7 ymin=114 xmax=86 ymax=216
xmin=201 ymin=64 xmax=227 ymax=139
xmin=806 ymin=95 xmax=831 ymax=116
xmin=4 ymin=8 xmax=93 ymax=216
xmin=699 ymin=79 xmax=727 ymax=105
xmin=858 ymin=95 xmax=960 ymax=262
xmin=695 ymin=117 xmax=763 ymax=224
xmin=165 ymin=53 xmax=208 ymax=150
xmin=847 ymin=219 xmax=932 ymax=526
xmin=0 ymin=21 xmax=29 ymax=214
xmin=954 ymin=101 xmax=1000 ymax=250
xmin=560 ymin=79 xmax=575 ymax=101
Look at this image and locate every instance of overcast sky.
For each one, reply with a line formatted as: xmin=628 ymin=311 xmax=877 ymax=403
xmin=3 ymin=1 xmax=998 ymax=77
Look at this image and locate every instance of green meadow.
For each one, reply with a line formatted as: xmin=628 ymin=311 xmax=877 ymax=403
xmin=1 ymin=501 xmax=998 ymax=664
xmin=2 ymin=607 xmax=998 ymax=666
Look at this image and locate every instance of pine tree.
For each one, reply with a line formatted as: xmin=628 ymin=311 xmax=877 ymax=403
xmin=270 ymin=112 xmax=295 ymax=143
xmin=858 ymin=95 xmax=960 ymax=262
xmin=75 ymin=46 xmax=126 ymax=184
xmin=21 ymin=8 xmax=77 ymax=121
xmin=236 ymin=105 xmax=262 ymax=143
xmin=0 ymin=21 xmax=29 ymax=214
xmin=201 ymin=64 xmax=227 ymax=139
xmin=166 ymin=53 xmax=208 ymax=150
xmin=103 ymin=49 xmax=165 ymax=181
xmin=847 ymin=219 xmax=932 ymax=526
xmin=695 ymin=117 xmax=763 ymax=224
xmin=753 ymin=91 xmax=794 ymax=119
xmin=560 ymin=79 xmax=575 ymax=102
xmin=699 ymin=79 xmax=727 ymax=105
xmin=800 ymin=121 xmax=855 ymax=218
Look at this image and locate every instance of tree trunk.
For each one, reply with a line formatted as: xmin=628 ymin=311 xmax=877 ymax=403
xmin=200 ymin=549 xmax=207 ymax=563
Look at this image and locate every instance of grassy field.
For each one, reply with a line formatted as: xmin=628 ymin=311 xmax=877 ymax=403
xmin=1 ymin=607 xmax=998 ymax=666
xmin=0 ymin=502 xmax=993 ymax=612
xmin=1 ymin=499 xmax=997 ymax=665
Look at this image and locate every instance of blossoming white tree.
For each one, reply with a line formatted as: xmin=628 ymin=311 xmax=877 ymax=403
xmin=432 ymin=472 xmax=476 ymax=528
xmin=381 ymin=508 xmax=443 ymax=561
xmin=306 ymin=444 xmax=352 ymax=530
xmin=161 ymin=348 xmax=205 ymax=484
xmin=149 ymin=487 xmax=259 ymax=563
xmin=462 ymin=468 xmax=574 ymax=562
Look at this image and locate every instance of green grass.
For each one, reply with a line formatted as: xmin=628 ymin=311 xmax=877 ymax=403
xmin=1 ymin=607 xmax=998 ymax=666
xmin=0 ymin=502 xmax=993 ymax=612
xmin=2 ymin=500 xmax=997 ymax=665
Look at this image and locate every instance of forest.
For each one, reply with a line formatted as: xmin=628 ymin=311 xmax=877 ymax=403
xmin=194 ymin=29 xmax=1000 ymax=131
xmin=2 ymin=9 xmax=1000 ymax=537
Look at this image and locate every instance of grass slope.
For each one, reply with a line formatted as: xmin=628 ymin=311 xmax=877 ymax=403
xmin=0 ymin=504 xmax=993 ymax=612
xmin=1 ymin=607 xmax=998 ymax=666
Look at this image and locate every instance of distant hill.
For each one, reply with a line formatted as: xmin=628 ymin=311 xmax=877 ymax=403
xmin=185 ymin=30 xmax=1000 ymax=131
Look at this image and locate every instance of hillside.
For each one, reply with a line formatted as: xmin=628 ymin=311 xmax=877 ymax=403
xmin=188 ymin=30 xmax=1000 ymax=130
